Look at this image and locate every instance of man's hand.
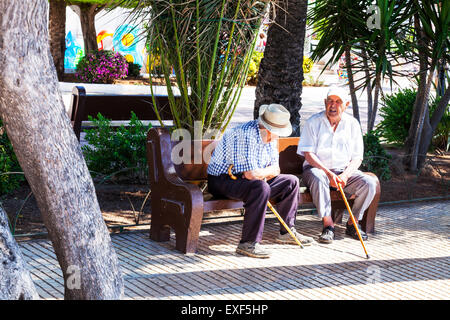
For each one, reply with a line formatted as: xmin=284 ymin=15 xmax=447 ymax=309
xmin=327 ymin=171 xmax=345 ymax=189
xmin=243 ymin=168 xmax=266 ymax=180
xmin=337 ymin=173 xmax=349 ymax=187
xmin=243 ymin=165 xmax=280 ymax=181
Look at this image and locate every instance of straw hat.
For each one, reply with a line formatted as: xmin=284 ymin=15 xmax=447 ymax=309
xmin=258 ymin=103 xmax=292 ymax=137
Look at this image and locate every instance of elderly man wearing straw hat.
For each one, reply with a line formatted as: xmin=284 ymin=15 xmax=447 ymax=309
xmin=207 ymin=104 xmax=314 ymax=258
xmin=297 ymin=86 xmax=378 ymax=244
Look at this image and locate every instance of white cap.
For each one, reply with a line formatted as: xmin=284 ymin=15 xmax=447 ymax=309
xmin=326 ymin=86 xmax=350 ymax=103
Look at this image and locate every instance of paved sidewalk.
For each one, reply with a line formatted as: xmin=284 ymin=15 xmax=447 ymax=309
xmin=19 ymin=200 xmax=449 ymax=300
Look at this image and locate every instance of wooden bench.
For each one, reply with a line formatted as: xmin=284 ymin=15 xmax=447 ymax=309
xmin=146 ymin=127 xmax=381 ymax=254
xmin=70 ymin=86 xmax=175 ymax=141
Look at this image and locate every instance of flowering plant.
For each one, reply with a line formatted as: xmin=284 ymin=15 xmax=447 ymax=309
xmin=75 ymin=50 xmax=128 ymax=84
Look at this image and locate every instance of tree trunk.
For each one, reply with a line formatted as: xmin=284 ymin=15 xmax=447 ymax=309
xmin=405 ymin=14 xmax=429 ymax=165
xmin=0 ymin=207 xmax=40 ymax=300
xmin=408 ymin=66 xmax=435 ymax=171
xmin=368 ymin=72 xmax=382 ymax=132
xmin=254 ymin=0 xmax=308 ymax=137
xmin=48 ymin=0 xmax=67 ymax=81
xmin=361 ymin=45 xmax=373 ymax=132
xmin=74 ymin=3 xmax=104 ymax=54
xmin=345 ymin=46 xmax=360 ymax=123
xmin=416 ymin=84 xmax=450 ymax=168
xmin=0 ymin=0 xmax=124 ymax=300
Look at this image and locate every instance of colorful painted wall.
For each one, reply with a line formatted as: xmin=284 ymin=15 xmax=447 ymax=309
xmin=64 ymin=6 xmax=272 ymax=75
xmin=64 ymin=6 xmax=150 ymax=73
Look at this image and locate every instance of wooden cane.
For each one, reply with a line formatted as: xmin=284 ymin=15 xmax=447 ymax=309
xmin=338 ymin=183 xmax=370 ymax=259
xmin=227 ymin=165 xmax=304 ymax=249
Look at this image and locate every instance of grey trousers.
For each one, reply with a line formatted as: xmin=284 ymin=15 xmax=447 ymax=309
xmin=302 ymin=166 xmax=378 ymax=221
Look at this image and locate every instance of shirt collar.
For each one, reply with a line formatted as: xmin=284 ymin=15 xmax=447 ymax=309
xmin=321 ymin=111 xmax=349 ymax=128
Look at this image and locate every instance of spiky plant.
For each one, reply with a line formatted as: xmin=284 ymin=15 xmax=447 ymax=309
xmin=122 ymin=0 xmax=270 ymax=136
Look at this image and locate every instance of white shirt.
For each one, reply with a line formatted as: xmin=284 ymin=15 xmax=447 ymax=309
xmin=297 ymin=111 xmax=364 ymax=170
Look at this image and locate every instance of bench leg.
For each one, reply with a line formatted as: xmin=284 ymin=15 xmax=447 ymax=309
xmin=150 ymin=222 xmax=170 ymax=242
xmin=360 ymin=190 xmax=380 ymax=234
xmin=175 ymin=207 xmax=203 ymax=254
xmin=360 ymin=174 xmax=381 ymax=234
xmin=175 ymin=228 xmax=199 ymax=254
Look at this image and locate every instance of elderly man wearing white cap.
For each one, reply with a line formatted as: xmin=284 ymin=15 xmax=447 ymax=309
xmin=297 ymin=87 xmax=378 ymax=244
xmin=207 ymin=103 xmax=314 ymax=258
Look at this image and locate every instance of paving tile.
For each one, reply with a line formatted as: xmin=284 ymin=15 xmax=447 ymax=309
xmin=16 ymin=200 xmax=450 ymax=300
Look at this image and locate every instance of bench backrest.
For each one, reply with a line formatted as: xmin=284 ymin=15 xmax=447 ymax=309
xmin=172 ymin=136 xmax=304 ymax=181
xmin=70 ymin=86 xmax=174 ymax=141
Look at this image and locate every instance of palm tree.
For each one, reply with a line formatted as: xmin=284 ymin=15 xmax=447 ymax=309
xmin=354 ymin=0 xmax=415 ymax=132
xmin=309 ymin=0 xmax=416 ymax=133
xmin=254 ymin=0 xmax=308 ymax=137
xmin=308 ymin=0 xmax=367 ymax=124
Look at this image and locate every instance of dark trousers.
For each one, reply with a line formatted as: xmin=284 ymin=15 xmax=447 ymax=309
xmin=207 ymin=174 xmax=300 ymax=243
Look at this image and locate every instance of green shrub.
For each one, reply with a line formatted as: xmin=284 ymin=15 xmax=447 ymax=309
xmin=127 ymin=62 xmax=142 ymax=78
xmin=377 ymin=88 xmax=450 ymax=150
xmin=362 ymin=131 xmax=392 ymax=181
xmin=0 ymin=120 xmax=24 ymax=195
xmin=81 ymin=112 xmax=150 ymax=183
xmin=376 ymin=88 xmax=416 ymax=145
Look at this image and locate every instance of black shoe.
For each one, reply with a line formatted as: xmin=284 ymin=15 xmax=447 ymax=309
xmin=345 ymin=223 xmax=368 ymax=241
xmin=319 ymin=226 xmax=335 ymax=244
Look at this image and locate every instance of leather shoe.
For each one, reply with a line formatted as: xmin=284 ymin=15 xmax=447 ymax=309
xmin=345 ymin=223 xmax=368 ymax=241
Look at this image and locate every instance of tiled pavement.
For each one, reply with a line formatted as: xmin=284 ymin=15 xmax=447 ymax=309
xmin=19 ymin=200 xmax=450 ymax=300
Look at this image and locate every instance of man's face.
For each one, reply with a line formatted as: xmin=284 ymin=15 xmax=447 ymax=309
xmin=324 ymin=95 xmax=349 ymax=122
xmin=260 ymin=128 xmax=279 ymax=144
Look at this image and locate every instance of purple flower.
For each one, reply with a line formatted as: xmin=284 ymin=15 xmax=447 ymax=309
xmin=75 ymin=50 xmax=129 ymax=84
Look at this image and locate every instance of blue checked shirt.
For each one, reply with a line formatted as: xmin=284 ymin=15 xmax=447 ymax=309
xmin=207 ymin=120 xmax=279 ymax=176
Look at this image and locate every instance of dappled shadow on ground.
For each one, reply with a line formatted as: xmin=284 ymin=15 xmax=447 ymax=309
xmin=121 ymin=254 xmax=449 ymax=299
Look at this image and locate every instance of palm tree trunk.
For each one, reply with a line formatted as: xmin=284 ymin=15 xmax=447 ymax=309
xmin=49 ymin=0 xmax=66 ymax=81
xmin=254 ymin=0 xmax=308 ymax=137
xmin=0 ymin=0 xmax=124 ymax=299
xmin=345 ymin=46 xmax=360 ymax=123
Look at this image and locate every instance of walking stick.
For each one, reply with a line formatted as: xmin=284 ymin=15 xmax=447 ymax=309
xmin=228 ymin=165 xmax=304 ymax=249
xmin=267 ymin=201 xmax=304 ymax=249
xmin=337 ymin=183 xmax=370 ymax=259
